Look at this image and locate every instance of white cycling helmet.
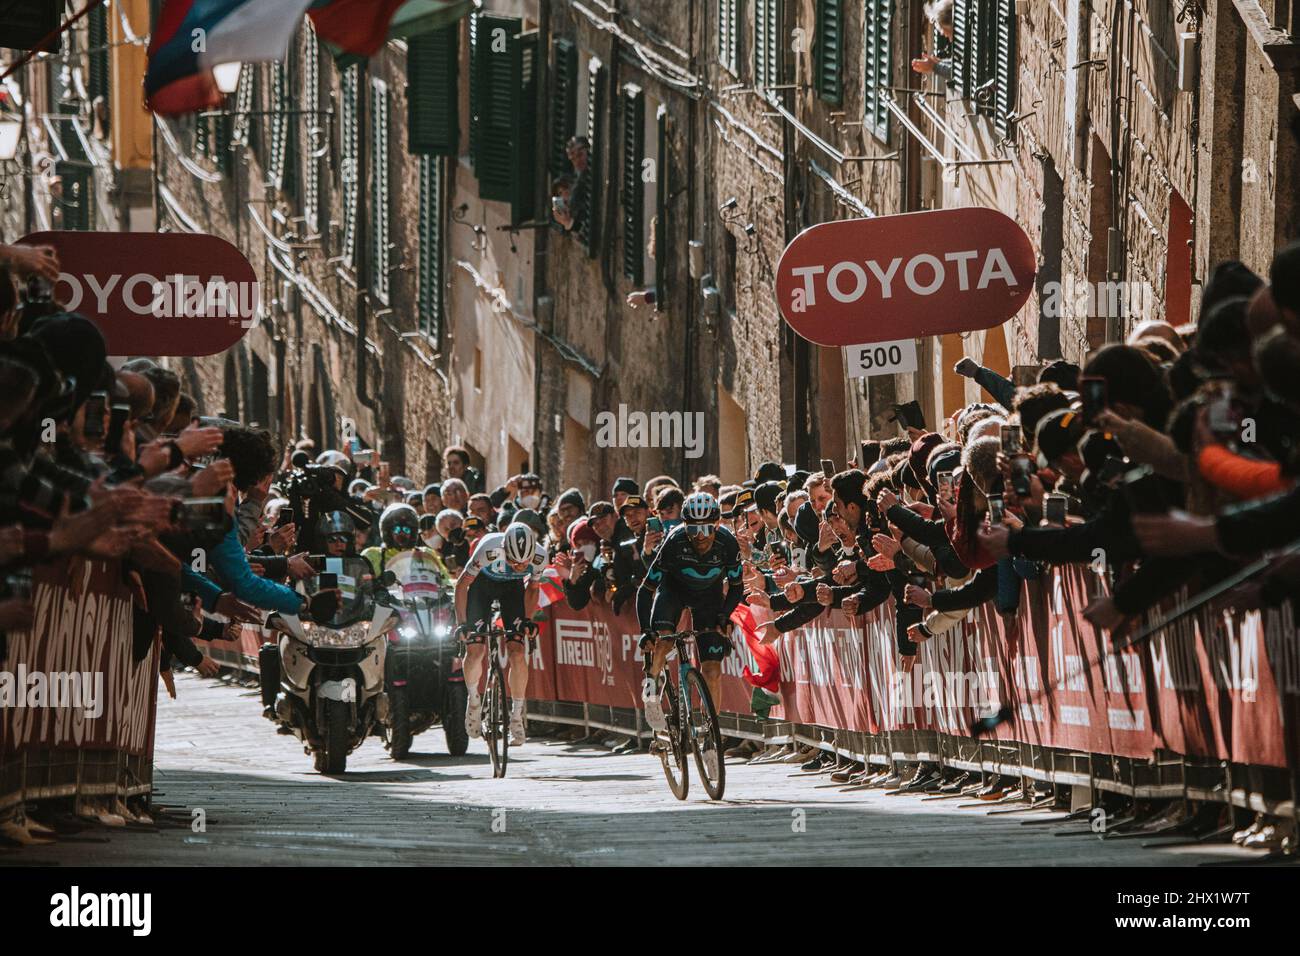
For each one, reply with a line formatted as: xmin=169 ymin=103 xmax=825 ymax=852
xmin=502 ymin=522 xmax=537 ymax=563
xmin=682 ymin=491 xmax=721 ymax=524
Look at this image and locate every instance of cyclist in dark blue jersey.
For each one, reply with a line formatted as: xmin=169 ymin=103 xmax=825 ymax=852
xmin=637 ymin=492 xmax=744 ymax=738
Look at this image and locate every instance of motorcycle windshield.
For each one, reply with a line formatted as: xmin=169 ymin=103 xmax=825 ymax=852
xmin=304 ymin=556 xmax=376 ymax=628
xmin=385 ymin=549 xmax=451 ymax=610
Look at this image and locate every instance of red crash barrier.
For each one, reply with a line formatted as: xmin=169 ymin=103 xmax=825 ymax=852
xmin=533 ymin=566 xmax=1300 ymax=774
xmin=0 ymin=558 xmax=159 ymax=812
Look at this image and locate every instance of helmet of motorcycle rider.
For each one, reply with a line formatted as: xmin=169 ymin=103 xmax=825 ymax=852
xmin=501 ymin=522 xmax=537 ymax=565
xmin=348 ymin=478 xmax=373 ymax=497
xmin=390 ymin=475 xmax=417 ymax=491
xmin=317 ymin=510 xmax=355 ymax=539
xmin=379 ymin=503 xmax=420 ymax=551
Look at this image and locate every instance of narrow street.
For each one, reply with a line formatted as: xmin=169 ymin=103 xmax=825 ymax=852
xmin=13 ymin=674 xmax=1256 ymax=867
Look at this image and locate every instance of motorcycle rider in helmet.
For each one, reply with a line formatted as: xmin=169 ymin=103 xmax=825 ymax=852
xmin=317 ymin=510 xmax=357 ymax=558
xmin=362 ymin=502 xmax=451 ymax=582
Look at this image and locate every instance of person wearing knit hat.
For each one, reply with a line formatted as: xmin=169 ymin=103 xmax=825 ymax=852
xmin=611 ymin=476 xmax=639 ymax=508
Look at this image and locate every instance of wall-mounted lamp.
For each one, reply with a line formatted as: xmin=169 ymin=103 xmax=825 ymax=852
xmin=213 ymin=62 xmax=243 ymax=95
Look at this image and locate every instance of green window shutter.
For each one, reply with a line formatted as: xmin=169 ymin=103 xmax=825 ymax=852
xmin=952 ymin=0 xmax=969 ymax=98
xmin=653 ymin=105 xmax=668 ymax=308
xmin=814 ymin=0 xmax=842 ymax=106
xmin=232 ymin=67 xmax=253 ymax=145
xmin=195 ymin=112 xmax=209 ymax=156
xmin=408 ymin=23 xmax=459 ymax=156
xmin=976 ymin=0 xmax=997 ymax=115
xmin=341 ymin=64 xmax=360 ymax=267
xmin=549 ymin=37 xmax=578 ymax=177
xmin=303 ymin=29 xmax=320 ymax=230
xmin=863 ymin=0 xmax=892 ymax=143
xmin=993 ymin=0 xmax=1017 ymax=137
xmin=418 ymin=155 xmax=444 ymax=345
xmin=621 ymin=84 xmax=645 ymax=285
xmin=468 ymin=12 xmax=479 ymax=162
xmin=718 ymin=0 xmax=738 ymax=75
xmin=214 ymin=112 xmax=233 ymax=176
xmin=87 ymin=2 xmax=109 ymax=103
xmin=371 ymin=79 xmax=391 ymax=303
xmin=513 ymin=29 xmax=539 ymax=224
xmin=583 ymin=56 xmax=606 ymax=258
xmin=754 ymin=0 xmax=782 ymax=97
xmin=472 ymin=14 xmax=522 ymax=203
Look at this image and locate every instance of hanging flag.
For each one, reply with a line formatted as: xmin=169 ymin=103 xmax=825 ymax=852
xmin=310 ymin=0 xmax=472 ymax=65
xmin=535 ymin=565 xmax=567 ymax=610
xmin=145 ymin=0 xmax=315 ymax=116
xmin=307 ymin=0 xmax=407 ymax=57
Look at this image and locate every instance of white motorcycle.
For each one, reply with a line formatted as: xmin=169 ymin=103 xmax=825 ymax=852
xmin=261 ymin=557 xmax=395 ymax=774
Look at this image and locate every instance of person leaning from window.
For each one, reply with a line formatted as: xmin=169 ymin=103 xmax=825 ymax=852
xmin=912 ymin=0 xmax=955 ymax=81
xmin=552 ymin=136 xmax=590 ymax=234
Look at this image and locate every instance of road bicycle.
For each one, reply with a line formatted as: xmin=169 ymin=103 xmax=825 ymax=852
xmin=474 ymin=600 xmax=532 ymax=779
xmin=646 ymin=631 xmax=725 ymax=800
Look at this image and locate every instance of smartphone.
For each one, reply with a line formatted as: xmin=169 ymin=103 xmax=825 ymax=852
xmin=1080 ymin=376 xmax=1108 ymax=426
xmin=1010 ymin=455 xmax=1035 ymax=497
xmin=987 ymin=493 xmax=1005 ymax=525
xmin=937 ymin=471 xmax=954 ymax=498
xmin=860 ymin=441 xmax=881 ymax=469
xmin=820 ymin=458 xmax=835 ymax=475
xmin=1207 ymin=392 xmax=1236 ymax=436
xmin=895 ymin=400 xmax=926 ymax=431
xmin=647 ymin=517 xmax=664 ymax=533
xmin=274 ymin=506 xmax=296 ymax=529
xmin=5 ymin=572 xmax=32 ymax=601
xmin=1000 ymin=424 xmax=1023 ymax=454
xmin=317 ymin=572 xmax=339 ymax=590
xmin=83 ymin=391 xmax=107 ymax=439
xmin=1044 ymin=493 xmax=1068 ymax=525
xmin=105 ymin=403 xmax=130 ymax=456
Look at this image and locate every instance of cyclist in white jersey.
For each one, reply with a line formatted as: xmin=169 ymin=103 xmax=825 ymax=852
xmin=454 ymin=523 xmax=546 ymax=745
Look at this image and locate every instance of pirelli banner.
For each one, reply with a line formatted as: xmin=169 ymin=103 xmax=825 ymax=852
xmin=0 ymin=558 xmax=159 ymax=811
xmin=536 ymin=567 xmax=1300 ymax=776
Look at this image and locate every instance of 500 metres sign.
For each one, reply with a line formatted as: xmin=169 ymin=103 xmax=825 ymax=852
xmin=776 ymin=208 xmax=1037 ymax=347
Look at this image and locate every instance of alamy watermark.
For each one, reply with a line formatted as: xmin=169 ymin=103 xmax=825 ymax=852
xmin=1040 ymin=278 xmax=1155 ymax=319
xmin=594 ymin=404 xmax=705 ymax=460
xmin=0 ymin=666 xmax=104 ymax=719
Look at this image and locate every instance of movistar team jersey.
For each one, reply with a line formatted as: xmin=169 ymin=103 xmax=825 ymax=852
xmin=462 ymin=532 xmax=548 ymax=583
xmin=643 ymin=524 xmax=742 ymax=592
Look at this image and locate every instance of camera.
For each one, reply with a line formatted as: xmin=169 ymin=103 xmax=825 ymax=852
xmin=4 ymin=572 xmax=33 ymax=602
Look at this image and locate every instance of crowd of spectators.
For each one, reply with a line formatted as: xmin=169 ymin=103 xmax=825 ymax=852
xmin=3 ymin=234 xmax=1299 ymax=851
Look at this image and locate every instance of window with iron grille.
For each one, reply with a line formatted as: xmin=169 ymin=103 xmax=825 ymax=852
xmin=814 ymin=0 xmax=842 ymax=106
xmin=621 ymin=84 xmax=645 ymax=285
xmin=370 ymin=78 xmax=391 ymax=304
xmin=719 ymin=0 xmax=739 ymax=75
xmin=418 ymin=155 xmax=444 ymax=346
xmin=87 ymin=2 xmax=109 ymax=105
xmin=863 ymin=0 xmax=892 ymax=143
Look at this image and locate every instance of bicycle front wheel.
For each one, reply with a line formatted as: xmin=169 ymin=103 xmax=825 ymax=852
xmin=656 ymin=672 xmax=689 ymax=800
xmin=684 ymin=668 xmax=725 ymax=800
xmin=484 ymin=657 xmax=510 ymax=778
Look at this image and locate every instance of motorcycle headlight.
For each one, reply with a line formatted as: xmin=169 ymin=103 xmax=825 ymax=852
xmin=304 ymin=622 xmax=373 ymax=648
xmin=433 ymin=624 xmax=451 ymax=640
xmin=399 ymin=626 xmax=418 ymax=641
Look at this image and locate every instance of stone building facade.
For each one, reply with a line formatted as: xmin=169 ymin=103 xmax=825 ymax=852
xmin=3 ymin=0 xmax=1296 ymax=494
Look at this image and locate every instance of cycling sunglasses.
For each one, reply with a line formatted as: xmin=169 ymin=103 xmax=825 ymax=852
xmin=684 ymin=522 xmax=716 ymax=538
xmin=391 ymin=525 xmax=415 ymax=536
